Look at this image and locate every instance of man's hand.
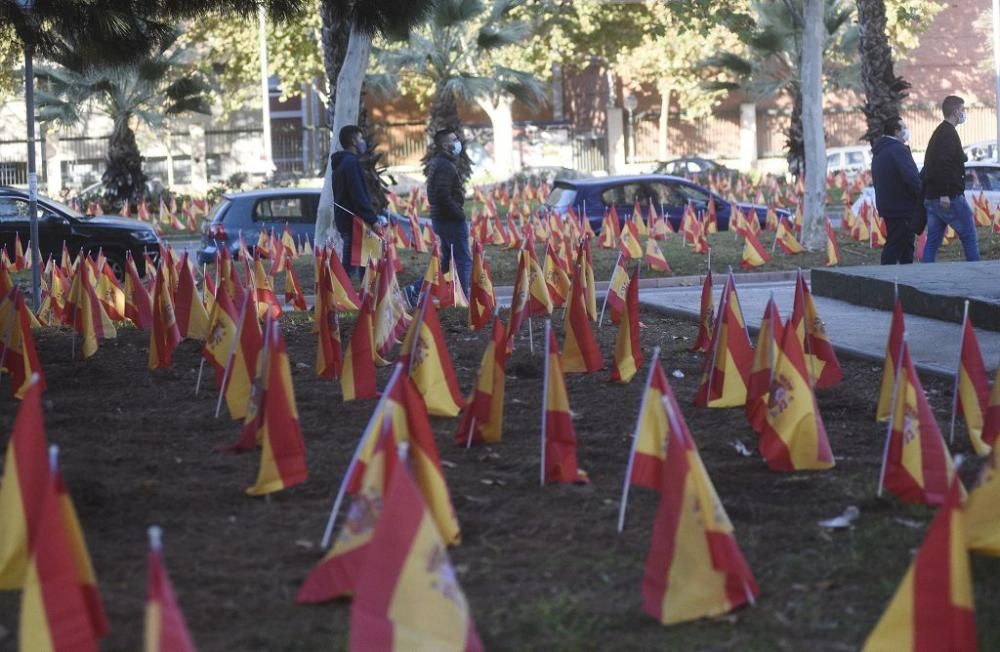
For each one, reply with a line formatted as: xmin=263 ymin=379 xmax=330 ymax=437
xmin=940 ymin=196 xmax=951 ymax=208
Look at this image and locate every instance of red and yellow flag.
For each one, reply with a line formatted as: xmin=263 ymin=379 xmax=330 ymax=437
xmin=642 ymin=391 xmax=758 ymax=625
xmin=372 ymin=259 xmax=411 ymax=359
xmin=145 ymin=530 xmax=197 ymax=652
xmin=455 ymin=318 xmax=507 ymax=447
xmin=542 ymin=323 xmax=588 ymax=484
xmin=693 ymin=274 xmax=753 ymax=408
xmin=284 ymin=265 xmax=308 ymax=311
xmin=0 ymin=288 xmax=45 ymax=400
xmin=790 ymin=270 xmax=842 ymax=388
xmin=95 ymin=258 xmax=126 ymax=322
xmin=124 ymin=252 xmax=153 ymax=330
xmin=611 ymin=267 xmax=642 ymax=384
xmin=740 ymin=231 xmax=770 ymax=268
xmin=579 ymin=238 xmax=598 ymax=322
xmin=468 ymin=240 xmax=495 ymax=331
xmin=955 ymin=314 xmax=991 ymax=455
xmin=174 ymin=254 xmax=210 ymax=340
xmin=604 ymin=254 xmax=631 ymax=326
xmin=775 ymin=217 xmax=804 ymax=254
xmin=876 ymin=299 xmax=906 ymax=422
xmin=349 ymin=462 xmax=482 ymax=652
xmin=149 ymin=260 xmax=182 ymax=370
xmin=350 ymin=217 xmax=384 ymax=270
xmin=66 ymin=257 xmax=116 ymax=359
xmin=758 ymin=316 xmax=835 ymax=471
xmin=880 ymin=338 xmax=958 ymax=506
xmin=863 ymin=479 xmax=976 ymax=651
xmin=525 ymin=245 xmax=553 ymax=318
xmin=644 ymin=238 xmax=670 ymax=273
xmin=341 ymin=296 xmax=381 ymax=402
xmin=324 ymin=248 xmax=361 ymax=312
xmin=825 ymin=218 xmax=841 ymax=266
xmin=399 ymin=291 xmax=463 ymax=417
xmin=543 ymin=241 xmax=572 ymax=308
xmin=204 ymin=287 xmax=261 ymax=420
xmin=315 ymin=266 xmax=344 ymax=381
xmin=745 ymin=297 xmax=783 ymax=434
xmin=625 ymin=357 xmax=671 ymax=491
xmin=561 ymin=263 xmax=603 ymax=374
xmin=618 ymin=220 xmax=644 ymax=259
xmin=691 ymin=270 xmax=714 ymax=353
xmin=984 ymin=365 xmax=1000 ymax=450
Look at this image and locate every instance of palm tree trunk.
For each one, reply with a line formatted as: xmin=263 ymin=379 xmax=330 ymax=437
xmin=476 ymin=93 xmax=514 ymax=180
xmin=855 ymin=0 xmax=910 ymax=146
xmin=785 ymin=85 xmax=805 ymax=178
xmin=422 ymin=87 xmax=472 ymax=181
xmin=320 ymin=0 xmax=351 ymax=129
xmin=800 ymin=0 xmax=827 ymax=250
xmin=102 ymin=116 xmax=146 ymax=208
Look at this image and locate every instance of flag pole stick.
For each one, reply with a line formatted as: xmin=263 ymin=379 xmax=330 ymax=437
xmin=728 ymin=266 xmax=751 ymax=345
xmin=702 ymin=274 xmax=729 ymax=405
xmin=878 ymin=332 xmax=908 ymax=496
xmin=215 ymin=292 xmax=251 ymax=418
xmin=466 ymin=415 xmax=476 ymax=450
xmin=195 ymin=358 xmax=205 ymax=396
xmin=528 ymin=316 xmax=534 ymax=354
xmin=797 ymin=269 xmax=818 ymax=385
xmin=617 ymin=345 xmax=660 ymax=534
xmin=540 ymin=319 xmax=551 ymax=487
xmin=949 ymin=300 xmax=969 ymax=444
xmin=321 ymin=363 xmax=404 ymax=548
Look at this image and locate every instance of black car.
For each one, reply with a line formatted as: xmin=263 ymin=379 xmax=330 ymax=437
xmin=0 ymin=187 xmax=161 ymax=278
xmin=543 ymin=174 xmax=789 ymax=234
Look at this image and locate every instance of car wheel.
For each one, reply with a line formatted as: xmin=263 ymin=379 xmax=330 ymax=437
xmin=104 ymin=252 xmax=126 ymax=283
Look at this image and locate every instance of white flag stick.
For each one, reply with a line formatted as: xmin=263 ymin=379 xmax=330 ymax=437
xmin=215 ymin=292 xmax=251 ymax=418
xmin=617 ymin=345 xmax=661 ymax=533
xmin=949 ymin=300 xmax=969 ymax=444
xmin=540 ymin=319 xmax=552 ymax=487
xmin=195 ymin=358 xmax=206 ymax=396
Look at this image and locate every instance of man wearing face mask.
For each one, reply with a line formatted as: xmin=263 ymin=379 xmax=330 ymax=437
xmin=871 ymin=116 xmax=923 ymax=264
xmin=921 ymin=95 xmax=980 ymax=262
xmin=332 ymin=125 xmax=381 ymax=278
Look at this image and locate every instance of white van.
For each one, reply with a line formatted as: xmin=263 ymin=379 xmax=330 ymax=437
xmin=827 ymin=145 xmax=872 ymax=178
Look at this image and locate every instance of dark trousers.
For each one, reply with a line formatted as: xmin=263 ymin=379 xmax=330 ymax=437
xmin=338 ymin=227 xmax=360 ymax=279
xmin=432 ymin=219 xmax=472 ymax=296
xmin=880 ymin=216 xmax=914 ymax=265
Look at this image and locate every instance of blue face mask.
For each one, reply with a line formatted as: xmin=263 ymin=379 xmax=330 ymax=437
xmin=357 ymin=140 xmax=367 ymax=154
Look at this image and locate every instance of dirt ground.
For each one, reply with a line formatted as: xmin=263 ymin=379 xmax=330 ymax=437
xmin=0 ymin=306 xmax=998 ymax=651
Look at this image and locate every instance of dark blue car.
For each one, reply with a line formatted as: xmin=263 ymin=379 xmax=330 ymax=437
xmin=542 ymin=174 xmax=788 ymax=233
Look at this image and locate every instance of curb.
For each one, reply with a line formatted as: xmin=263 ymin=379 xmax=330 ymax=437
xmin=494 ymin=269 xmax=804 ymax=298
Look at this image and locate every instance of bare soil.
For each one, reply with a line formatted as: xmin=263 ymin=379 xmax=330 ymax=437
xmin=0 ymin=307 xmax=998 ymax=651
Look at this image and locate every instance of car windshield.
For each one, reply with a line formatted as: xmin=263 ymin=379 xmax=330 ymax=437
xmin=544 ymin=184 xmax=577 ymax=209
xmin=40 ymin=196 xmax=86 ymax=219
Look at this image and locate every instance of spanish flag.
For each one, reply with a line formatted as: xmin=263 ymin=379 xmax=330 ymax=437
xmin=611 ymin=267 xmax=642 ymax=384
xmin=633 ymin=198 xmax=648 ymax=236
xmin=372 ymin=259 xmax=411 ymax=359
xmin=468 ymin=240 xmax=495 ymax=331
xmin=825 ymin=218 xmax=841 ymax=266
xmin=341 ymin=296 xmax=381 ymax=402
xmin=740 ymin=231 xmax=770 ymax=269
xmin=204 ymin=287 xmax=262 ymax=420
xmin=399 ymin=290 xmax=463 ymax=418
xmin=174 ymin=253 xmax=210 ymax=340
xmin=67 ymin=257 xmax=117 ymax=359
xmin=790 ymin=270 xmax=842 ymax=388
xmin=642 ymin=392 xmax=758 ymax=625
xmin=505 ymin=247 xmax=531 ymax=351
xmin=863 ymin=478 xmax=976 ymax=651
xmin=623 ymin=355 xmax=671 ymax=493
xmin=561 ymin=263 xmax=603 ymax=374
xmin=618 ymin=220 xmax=644 ymax=259
xmin=542 ymin=321 xmax=588 ymax=484
xmin=298 ymin=415 xmax=400 ymax=603
xmin=598 ymin=211 xmax=618 ymax=248
xmin=0 ymin=377 xmax=47 ymax=589
xmin=149 ymin=261 xmax=182 ymax=370
xmin=124 ymin=252 xmax=153 ymax=330
xmin=349 ymin=462 xmax=482 ymax=652
xmin=745 ymin=297 xmax=783 ymax=434
xmin=543 ymin=240 xmax=572 ymax=308
xmin=525 ymin=244 xmax=553 ymax=318
xmin=579 ymin=238 xmax=598 ymax=322
xmin=144 ymin=528 xmax=197 ymax=652
xmin=690 ymin=270 xmax=714 ymax=353
xmin=18 ymin=460 xmax=100 ymax=652
xmin=0 ymin=288 xmax=45 ymax=400
xmin=644 ymin=238 xmax=671 ymax=273
xmin=604 ymin=254 xmax=631 ymax=326
xmin=758 ymin=316 xmax=835 ymax=471
xmin=95 ymin=257 xmax=126 ymax=321
xmin=284 ymin=265 xmax=308 ymax=311
xmin=954 ymin=312 xmax=991 ymax=455
xmin=455 ymin=318 xmax=507 ymax=446
xmin=693 ymin=274 xmax=753 ymax=408
xmin=420 ymin=243 xmax=445 ymax=305
xmin=245 ymin=321 xmax=309 ymax=496
xmin=965 ymin=452 xmax=1000 ymax=556
xmin=879 ymin=337 xmax=958 ymax=506
xmin=350 ymin=217 xmax=384 ymax=270
xmin=324 ymin=248 xmax=361 ymax=312
xmin=876 ymin=299 xmax=905 ymax=422
xmin=775 ymin=217 xmax=804 ymax=254
xmin=984 ymin=366 xmax=1000 ymax=450
xmin=315 ymin=268 xmax=344 ymax=381
xmin=250 ymin=252 xmax=282 ymax=321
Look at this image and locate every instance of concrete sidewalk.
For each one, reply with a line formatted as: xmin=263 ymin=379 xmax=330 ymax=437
xmin=638 ymin=280 xmax=1000 ymax=378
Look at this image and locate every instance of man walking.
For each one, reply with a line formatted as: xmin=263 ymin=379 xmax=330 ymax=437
xmin=332 ymin=125 xmax=380 ymax=277
xmin=921 ymin=95 xmax=979 ymax=262
xmin=871 ymin=117 xmax=922 ymax=264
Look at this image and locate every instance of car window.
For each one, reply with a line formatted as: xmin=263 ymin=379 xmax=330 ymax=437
xmin=545 ymin=186 xmax=577 ymax=210
xmin=967 ymin=168 xmax=985 ymax=190
xmin=658 ymin=182 xmax=710 ymax=208
xmin=973 ymin=167 xmax=1000 ymax=191
xmin=252 ymin=196 xmax=310 ymax=223
xmin=600 ymin=183 xmax=661 ymax=210
xmin=0 ymin=197 xmax=29 ymax=221
xmin=846 ymin=152 xmax=866 ymax=166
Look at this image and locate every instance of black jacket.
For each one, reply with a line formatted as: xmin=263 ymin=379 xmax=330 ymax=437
xmin=331 ymin=150 xmax=377 ymax=233
xmin=426 ymin=153 xmax=466 ymax=222
xmin=871 ymin=136 xmax=923 ymax=220
xmin=922 ymin=121 xmax=967 ymax=198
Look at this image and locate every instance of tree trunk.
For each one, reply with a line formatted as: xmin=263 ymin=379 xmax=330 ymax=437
xmin=422 ymin=86 xmax=472 ymax=181
xmin=319 ymin=0 xmax=351 ymax=130
xmin=477 ymin=93 xmax=514 ymax=181
xmin=315 ymin=26 xmax=372 ymax=249
xmin=800 ymin=0 xmax=826 ymax=250
xmin=785 ymin=85 xmax=805 ymax=178
xmin=657 ymin=82 xmax=670 ymax=162
xmin=102 ymin=116 xmax=146 ymax=208
xmin=855 ymin=0 xmax=910 ymax=146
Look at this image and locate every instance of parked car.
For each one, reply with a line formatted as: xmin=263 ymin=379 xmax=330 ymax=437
xmin=654 ymin=157 xmax=731 ymax=178
xmin=827 ymin=145 xmax=872 ymax=179
xmin=0 ymin=186 xmax=161 ymax=279
xmin=198 ymin=187 xmax=423 ymax=265
xmin=963 ymin=140 xmax=998 ymax=162
xmin=543 ymin=174 xmax=790 ymax=233
xmin=851 ymin=160 xmax=1000 ymax=217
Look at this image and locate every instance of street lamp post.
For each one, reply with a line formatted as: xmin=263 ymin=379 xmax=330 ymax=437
xmin=993 ymin=0 xmax=1000 ymax=157
xmin=17 ymin=0 xmax=42 ymax=309
xmin=624 ymin=95 xmax=638 ymax=165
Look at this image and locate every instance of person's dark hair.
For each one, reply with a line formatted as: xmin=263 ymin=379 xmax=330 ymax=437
xmin=942 ymin=95 xmax=965 ymax=119
xmin=434 ymin=129 xmax=456 ymax=148
xmin=339 ymin=125 xmax=363 ymax=150
xmin=883 ymin=116 xmax=903 ymax=137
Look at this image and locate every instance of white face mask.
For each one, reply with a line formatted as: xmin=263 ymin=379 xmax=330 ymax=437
xmin=900 ymin=128 xmax=910 ymax=143
xmin=957 ymin=110 xmax=967 ymax=125
xmin=451 ymin=141 xmax=462 ymax=156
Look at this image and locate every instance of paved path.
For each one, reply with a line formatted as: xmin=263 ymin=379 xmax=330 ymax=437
xmin=638 ymin=280 xmax=1000 ymax=378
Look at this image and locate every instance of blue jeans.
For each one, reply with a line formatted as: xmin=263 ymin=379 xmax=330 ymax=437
xmin=339 ymin=228 xmax=360 ymax=279
xmin=923 ymin=195 xmax=980 ymax=262
xmin=432 ymin=219 xmax=472 ymax=296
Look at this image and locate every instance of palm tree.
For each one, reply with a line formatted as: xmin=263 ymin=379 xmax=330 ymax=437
xmin=33 ymin=30 xmax=211 ymax=205
xmin=855 ymin=0 xmax=910 ymax=146
xmin=377 ymin=0 xmax=546 ymax=181
xmin=703 ymin=0 xmax=858 ymax=177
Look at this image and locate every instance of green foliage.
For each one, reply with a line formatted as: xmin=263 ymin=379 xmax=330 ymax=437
xmin=0 ymin=25 xmax=19 ymax=100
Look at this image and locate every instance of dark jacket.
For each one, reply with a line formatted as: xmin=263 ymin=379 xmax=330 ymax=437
xmin=331 ymin=150 xmax=377 ymax=233
xmin=871 ymin=136 xmax=923 ymax=220
xmin=426 ymin=152 xmax=466 ymax=222
xmin=921 ymin=120 xmax=967 ymax=198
